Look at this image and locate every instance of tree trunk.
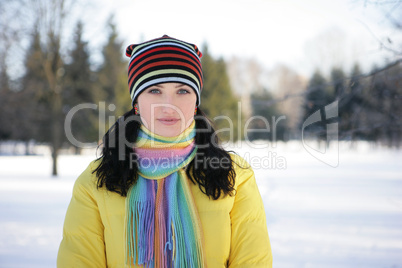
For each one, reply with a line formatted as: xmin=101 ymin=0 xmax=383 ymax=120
xmin=52 ymin=146 xmax=58 ymax=176
xmin=25 ymin=141 xmax=29 ymax=155
xmin=51 ymin=87 xmax=63 ymax=177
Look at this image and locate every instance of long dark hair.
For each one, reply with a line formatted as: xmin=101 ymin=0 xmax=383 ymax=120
xmin=93 ymin=107 xmax=246 ymax=200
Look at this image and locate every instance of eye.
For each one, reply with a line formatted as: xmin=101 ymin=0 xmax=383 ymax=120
xmin=178 ymin=89 xmax=190 ymax=94
xmin=148 ymin=88 xmax=160 ymax=94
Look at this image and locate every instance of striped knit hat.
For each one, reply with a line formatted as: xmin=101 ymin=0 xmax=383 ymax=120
xmin=126 ymin=35 xmax=203 ymax=107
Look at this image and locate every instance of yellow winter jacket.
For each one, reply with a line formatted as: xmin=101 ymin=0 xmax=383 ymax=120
xmin=57 ymin=153 xmax=273 ymax=267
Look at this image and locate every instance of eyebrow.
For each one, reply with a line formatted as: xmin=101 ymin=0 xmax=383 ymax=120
xmin=175 ymin=83 xmax=188 ymax=88
xmin=152 ymin=83 xmax=189 ymax=88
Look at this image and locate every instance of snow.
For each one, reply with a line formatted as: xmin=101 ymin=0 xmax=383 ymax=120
xmin=0 ymin=141 xmax=401 ymax=268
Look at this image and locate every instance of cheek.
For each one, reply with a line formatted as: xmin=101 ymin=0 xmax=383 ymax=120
xmin=137 ymin=98 xmax=153 ymax=120
xmin=181 ymin=97 xmax=197 ymax=117
xmin=186 ymin=103 xmax=196 ymax=112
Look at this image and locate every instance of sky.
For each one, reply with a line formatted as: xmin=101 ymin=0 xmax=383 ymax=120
xmin=84 ymin=0 xmax=400 ymax=77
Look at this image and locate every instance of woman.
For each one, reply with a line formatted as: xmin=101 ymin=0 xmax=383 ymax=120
xmin=57 ymin=35 xmax=272 ymax=267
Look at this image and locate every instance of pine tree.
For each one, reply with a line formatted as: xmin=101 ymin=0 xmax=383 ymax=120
xmin=345 ymin=64 xmax=364 ymax=141
xmin=20 ymin=18 xmax=65 ymax=175
xmin=96 ymin=16 xmax=130 ymax=124
xmin=63 ymin=21 xmax=97 ymax=151
xmin=330 ymin=67 xmax=345 ymax=101
xmin=200 ymin=44 xmax=243 ymax=141
xmin=366 ymin=63 xmax=402 ymax=146
xmin=329 ymin=67 xmax=347 ymax=138
xmin=249 ymin=90 xmax=286 ymax=141
xmin=368 ymin=67 xmax=389 ymax=142
xmin=19 ymin=27 xmax=50 ymax=144
xmin=301 ymin=70 xmax=328 ymax=140
xmin=0 ymin=54 xmax=12 ymax=140
xmin=385 ymin=63 xmax=402 ymax=148
xmin=3 ymin=0 xmax=85 ymax=174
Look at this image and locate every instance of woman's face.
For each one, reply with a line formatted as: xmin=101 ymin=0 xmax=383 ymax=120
xmin=136 ymin=82 xmax=197 ymax=137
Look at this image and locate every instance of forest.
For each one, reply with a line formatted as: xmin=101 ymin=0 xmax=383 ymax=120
xmin=0 ymin=0 xmax=401 ymax=176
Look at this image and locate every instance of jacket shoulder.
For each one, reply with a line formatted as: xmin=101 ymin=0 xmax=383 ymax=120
xmin=229 ymin=152 xmax=251 ymax=169
xmin=229 ymin=152 xmax=255 ymax=187
xmin=74 ymin=159 xmax=101 ymax=190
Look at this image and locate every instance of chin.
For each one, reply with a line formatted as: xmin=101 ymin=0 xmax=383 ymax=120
xmin=155 ymin=120 xmax=186 ymax=134
xmin=159 ymin=128 xmax=181 ymax=137
xmin=154 ymin=125 xmax=180 ymax=137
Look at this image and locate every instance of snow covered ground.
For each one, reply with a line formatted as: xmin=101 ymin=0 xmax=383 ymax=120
xmin=0 ymin=141 xmax=401 ymax=268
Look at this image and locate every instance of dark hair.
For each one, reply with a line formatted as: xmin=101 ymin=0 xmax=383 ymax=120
xmin=93 ymin=107 xmax=247 ymax=200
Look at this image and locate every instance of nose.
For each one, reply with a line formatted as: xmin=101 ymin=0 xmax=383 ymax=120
xmin=161 ymin=105 xmax=176 ymax=114
xmin=160 ymin=94 xmax=178 ymax=114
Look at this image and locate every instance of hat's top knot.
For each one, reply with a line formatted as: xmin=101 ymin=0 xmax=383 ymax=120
xmin=126 ymin=35 xmax=202 ymax=58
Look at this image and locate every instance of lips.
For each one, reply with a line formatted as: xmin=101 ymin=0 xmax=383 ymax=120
xmin=158 ymin=118 xmax=180 ymax=125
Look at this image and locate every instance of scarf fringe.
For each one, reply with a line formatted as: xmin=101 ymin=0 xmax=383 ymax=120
xmin=126 ymin=201 xmax=155 ymax=266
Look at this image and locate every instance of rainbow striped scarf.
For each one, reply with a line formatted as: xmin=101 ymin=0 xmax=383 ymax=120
xmin=125 ymin=120 xmax=206 ymax=268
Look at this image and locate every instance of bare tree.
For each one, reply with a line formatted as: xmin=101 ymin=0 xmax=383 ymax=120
xmin=357 ymin=0 xmax=402 ymax=55
xmin=1 ymin=0 xmax=78 ymax=175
